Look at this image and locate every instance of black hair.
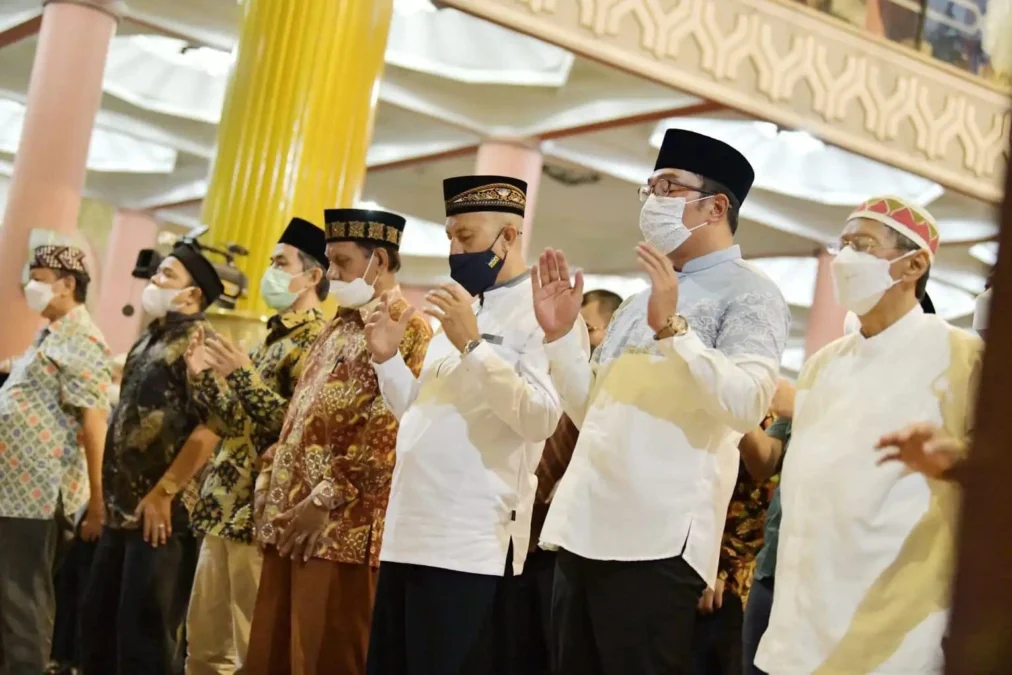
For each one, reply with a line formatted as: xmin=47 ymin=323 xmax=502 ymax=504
xmin=583 ymin=289 xmax=623 ymax=316
xmin=698 ymin=175 xmax=741 ymax=235
xmin=356 ymin=242 xmax=401 ymax=273
xmin=892 ymin=230 xmax=931 ymax=300
xmin=296 ymin=251 xmax=330 ymax=301
xmin=57 ymin=270 xmax=90 ymax=304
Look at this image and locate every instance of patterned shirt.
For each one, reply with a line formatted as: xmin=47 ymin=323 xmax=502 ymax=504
xmin=0 ymin=306 xmax=112 ymax=519
xmin=255 ymin=293 xmax=432 ymax=565
xmin=717 ymin=458 xmax=776 ymax=602
xmin=104 ymin=312 xmax=209 ymax=530
xmin=189 ymin=308 xmax=325 ymax=543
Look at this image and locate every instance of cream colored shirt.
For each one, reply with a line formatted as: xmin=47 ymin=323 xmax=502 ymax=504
xmin=756 ymin=306 xmax=982 ymax=674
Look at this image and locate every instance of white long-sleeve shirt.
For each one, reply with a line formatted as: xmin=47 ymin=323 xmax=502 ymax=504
xmin=756 ymin=306 xmax=982 ymax=674
xmin=373 ymin=273 xmax=562 ymax=576
xmin=540 ymin=246 xmax=791 ymax=586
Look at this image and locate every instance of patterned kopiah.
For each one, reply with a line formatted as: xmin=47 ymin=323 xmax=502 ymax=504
xmin=445 ymin=183 xmax=527 ymax=213
xmin=254 ymin=292 xmax=432 ymax=565
xmin=30 ymin=245 xmax=90 ymax=277
xmin=189 ymin=308 xmax=325 ymax=543
xmin=0 ymin=306 xmax=112 ymax=518
xmin=847 ymin=195 xmax=940 ymax=257
xmin=103 ymin=312 xmax=209 ymax=529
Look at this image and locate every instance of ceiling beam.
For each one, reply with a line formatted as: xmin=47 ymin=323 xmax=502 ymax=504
xmin=0 ymin=13 xmax=41 ymax=49
xmin=538 ymin=101 xmax=724 ymax=141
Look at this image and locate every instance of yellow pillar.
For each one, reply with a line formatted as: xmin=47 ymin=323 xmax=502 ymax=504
xmin=202 ymin=0 xmax=394 ymax=331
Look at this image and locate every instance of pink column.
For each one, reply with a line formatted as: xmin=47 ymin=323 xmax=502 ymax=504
xmin=0 ymin=0 xmax=120 ymax=359
xmin=804 ymin=250 xmax=847 ymax=359
xmin=474 ymin=139 xmax=543 ymax=259
xmin=94 ymin=209 xmax=158 ymax=355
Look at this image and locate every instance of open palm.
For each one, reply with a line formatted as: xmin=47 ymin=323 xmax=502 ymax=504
xmin=365 ymin=292 xmax=415 ymax=363
xmin=184 ymin=326 xmax=209 ymax=379
xmin=533 ymin=248 xmax=584 ymax=342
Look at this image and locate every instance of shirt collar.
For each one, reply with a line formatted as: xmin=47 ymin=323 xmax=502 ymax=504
xmin=47 ymin=304 xmax=88 ymax=337
xmin=268 ymin=307 xmax=323 ymax=334
xmin=483 ymin=269 xmax=530 ymax=298
xmin=679 ymin=245 xmax=742 ymax=274
xmin=857 ymin=303 xmax=925 ymax=354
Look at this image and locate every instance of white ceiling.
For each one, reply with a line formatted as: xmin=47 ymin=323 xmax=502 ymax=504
xmin=0 ymin=0 xmax=998 ymax=374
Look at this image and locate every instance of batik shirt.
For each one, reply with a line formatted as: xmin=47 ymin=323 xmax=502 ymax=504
xmin=255 ymin=292 xmax=432 ymax=565
xmin=104 ymin=312 xmax=209 ymax=530
xmin=190 ymin=308 xmax=325 ymax=543
xmin=0 ymin=306 xmax=112 ymax=519
xmin=717 ymin=459 xmax=776 ymax=603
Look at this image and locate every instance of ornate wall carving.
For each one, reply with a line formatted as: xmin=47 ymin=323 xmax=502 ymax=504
xmin=444 ymin=0 xmax=1011 ymax=203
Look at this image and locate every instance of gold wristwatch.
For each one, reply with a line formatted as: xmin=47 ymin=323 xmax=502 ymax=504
xmin=654 ymin=314 xmax=689 ymax=340
xmin=158 ymin=477 xmax=180 ymax=497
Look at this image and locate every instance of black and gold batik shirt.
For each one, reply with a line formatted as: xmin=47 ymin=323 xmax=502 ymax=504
xmin=189 ymin=308 xmax=325 ymax=544
xmin=103 ymin=312 xmax=209 ymax=530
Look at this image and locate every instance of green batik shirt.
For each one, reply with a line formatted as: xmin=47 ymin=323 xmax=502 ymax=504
xmin=104 ymin=312 xmax=209 ymax=530
xmin=189 ymin=308 xmax=325 ymax=543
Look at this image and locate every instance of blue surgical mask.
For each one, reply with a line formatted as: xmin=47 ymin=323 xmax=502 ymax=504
xmin=449 ymin=229 xmax=506 ymax=297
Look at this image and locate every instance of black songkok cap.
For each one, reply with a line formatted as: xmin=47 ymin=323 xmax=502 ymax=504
xmin=279 ymin=217 xmax=328 ymax=269
xmin=169 ymin=242 xmax=224 ymax=305
xmin=324 ymin=208 xmax=406 ymax=249
xmin=920 ymin=292 xmax=935 ymax=315
xmin=443 ymin=175 xmax=527 ymax=218
xmin=30 ymin=245 xmax=90 ymax=280
xmin=653 ymin=129 xmax=755 ymax=204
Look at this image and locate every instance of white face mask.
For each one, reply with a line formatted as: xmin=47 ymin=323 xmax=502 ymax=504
xmin=830 ymin=247 xmax=915 ymax=316
xmin=973 ymin=288 xmax=991 ymax=332
xmin=260 ymin=267 xmax=307 ymax=312
xmin=141 ymin=283 xmax=185 ymax=319
xmin=638 ymin=194 xmax=712 ymax=254
xmin=329 ymin=254 xmax=377 ymax=309
xmin=24 ymin=280 xmax=55 ymax=313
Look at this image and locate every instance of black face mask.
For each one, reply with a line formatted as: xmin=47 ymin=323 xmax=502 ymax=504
xmin=449 ymin=229 xmax=506 ymax=297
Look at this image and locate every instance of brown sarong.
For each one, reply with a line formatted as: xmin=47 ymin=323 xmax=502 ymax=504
xmin=244 ymin=548 xmax=378 ymax=675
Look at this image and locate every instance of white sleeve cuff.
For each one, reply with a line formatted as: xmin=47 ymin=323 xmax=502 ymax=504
xmin=665 ymin=327 xmax=707 ymax=362
xmin=543 ymin=321 xmax=587 ymax=363
xmin=372 ymin=351 xmax=409 ymax=378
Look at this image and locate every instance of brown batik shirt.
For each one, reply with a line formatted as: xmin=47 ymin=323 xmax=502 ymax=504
xmin=254 ymin=291 xmax=432 ymax=565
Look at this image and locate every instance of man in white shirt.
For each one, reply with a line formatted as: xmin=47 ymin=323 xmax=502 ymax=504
xmin=754 ymin=196 xmax=982 ymax=674
xmin=532 ymin=129 xmax=791 ymax=675
xmin=364 ymin=175 xmax=562 ymax=675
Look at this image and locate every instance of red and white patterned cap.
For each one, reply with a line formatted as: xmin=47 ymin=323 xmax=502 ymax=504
xmin=847 ymin=195 xmax=940 ymax=260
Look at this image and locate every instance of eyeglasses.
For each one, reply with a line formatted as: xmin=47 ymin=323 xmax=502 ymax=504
xmin=637 ymin=178 xmax=713 ymax=203
xmin=827 ymin=236 xmax=894 ymax=256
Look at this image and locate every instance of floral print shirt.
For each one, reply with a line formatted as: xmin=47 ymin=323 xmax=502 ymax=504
xmin=0 ymin=306 xmax=112 ymax=518
xmin=717 ymin=412 xmax=778 ymax=602
xmin=254 ymin=292 xmax=432 ymax=565
xmin=189 ymin=308 xmax=325 ymax=543
xmin=103 ymin=312 xmax=209 ymax=530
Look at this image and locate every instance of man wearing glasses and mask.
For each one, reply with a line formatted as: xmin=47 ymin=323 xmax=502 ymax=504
xmin=754 ymin=196 xmax=981 ymax=674
xmin=532 ymin=129 xmax=791 ymax=675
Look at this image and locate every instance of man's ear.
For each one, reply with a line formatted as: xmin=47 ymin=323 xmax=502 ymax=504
xmin=708 ymin=193 xmax=729 ymax=222
xmin=907 ymin=250 xmax=930 ymax=282
xmin=374 ymin=247 xmax=389 ymax=272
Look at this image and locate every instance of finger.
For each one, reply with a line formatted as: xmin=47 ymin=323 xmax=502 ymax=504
xmin=290 ymin=532 xmax=309 ymax=561
xmin=636 ymin=252 xmax=664 ymax=286
xmin=715 ymin=588 xmax=723 ymax=609
xmin=636 ymin=246 xmax=666 ymax=277
xmin=159 ymin=523 xmax=168 ymax=547
xmin=423 ymin=308 xmax=447 ymax=323
xmin=573 ymin=268 xmax=585 ymax=297
xmin=381 ymin=292 xmax=391 ymax=314
xmin=396 ymin=305 xmax=417 ymax=328
xmin=546 ymin=249 xmax=561 ymax=283
xmin=538 ymin=251 xmax=553 ymax=288
xmin=272 ymin=508 xmax=296 ymax=525
xmin=531 ymin=264 xmax=542 ymax=293
xmin=556 ymin=250 xmax=572 ymax=286
xmin=441 ymin=282 xmax=472 ymax=303
xmin=425 ymin=294 xmax=452 ymax=312
xmin=877 ymin=451 xmax=902 ymax=466
xmin=303 ymin=530 xmax=322 ymax=563
xmin=640 ymin=244 xmax=676 ymax=279
xmin=277 ymin=524 xmax=297 ymax=558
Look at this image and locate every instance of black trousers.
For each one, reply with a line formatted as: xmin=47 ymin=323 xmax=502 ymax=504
xmin=366 ymin=546 xmax=516 ymax=675
xmin=0 ymin=516 xmax=58 ymax=675
xmin=511 ymin=548 xmax=556 ymax=675
xmin=78 ymin=528 xmax=196 ymax=675
xmin=552 ymin=549 xmax=706 ymax=675
xmin=51 ymin=518 xmax=97 ymax=668
xmin=691 ymin=590 xmax=744 ymax=675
